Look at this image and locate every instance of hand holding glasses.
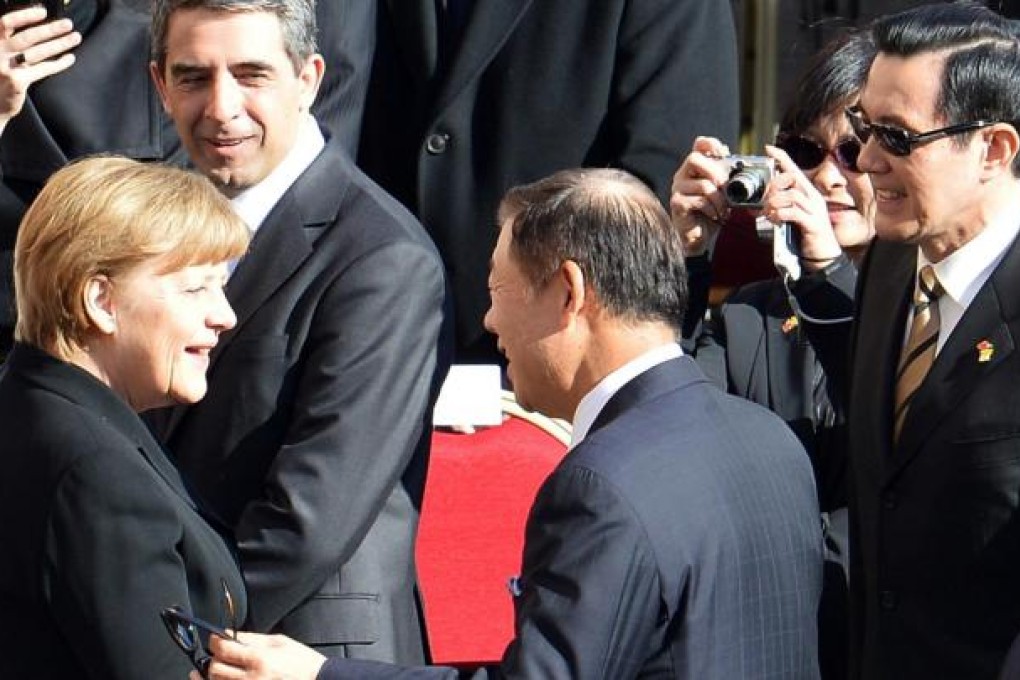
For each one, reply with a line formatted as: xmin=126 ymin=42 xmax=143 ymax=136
xmin=160 ymin=579 xmax=240 ymax=678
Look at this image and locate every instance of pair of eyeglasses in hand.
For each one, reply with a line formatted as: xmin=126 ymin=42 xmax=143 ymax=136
xmin=160 ymin=579 xmax=240 ymax=678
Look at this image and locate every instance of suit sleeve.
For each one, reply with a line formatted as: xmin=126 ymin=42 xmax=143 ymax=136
xmin=235 ymin=237 xmax=446 ymax=630
xmin=498 ymin=463 xmax=661 ymax=679
xmin=309 ymin=463 xmax=663 ymax=680
xmin=790 ymin=254 xmax=858 ymax=406
xmin=691 ymin=300 xmax=732 ymax=393
xmin=44 ymin=443 xmax=196 ymax=680
xmin=681 ymin=254 xmax=713 ymax=347
xmin=611 ymin=0 xmax=739 ymax=204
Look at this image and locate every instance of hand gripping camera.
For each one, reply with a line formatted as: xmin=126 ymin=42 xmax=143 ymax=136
xmin=723 ymin=155 xmax=802 ymax=279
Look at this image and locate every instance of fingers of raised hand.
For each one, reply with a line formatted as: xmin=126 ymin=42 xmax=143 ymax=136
xmin=0 ymin=6 xmax=49 ymax=37
xmin=691 ymin=135 xmax=730 ymax=159
xmin=670 ymin=181 xmax=728 ymax=226
xmin=1 ymin=16 xmax=79 ymax=72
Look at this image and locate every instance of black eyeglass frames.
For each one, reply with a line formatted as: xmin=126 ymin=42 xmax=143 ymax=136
xmin=159 ymin=579 xmax=239 ymax=677
xmin=845 ymin=105 xmax=1001 ymax=157
xmin=775 ymin=133 xmax=861 ymax=173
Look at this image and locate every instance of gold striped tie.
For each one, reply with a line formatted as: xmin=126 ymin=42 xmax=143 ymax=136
xmin=894 ymin=265 xmax=943 ymax=442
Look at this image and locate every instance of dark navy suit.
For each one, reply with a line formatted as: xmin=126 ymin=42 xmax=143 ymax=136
xmin=316 ymin=357 xmax=824 ymax=679
xmin=797 ymin=234 xmax=1020 ymax=678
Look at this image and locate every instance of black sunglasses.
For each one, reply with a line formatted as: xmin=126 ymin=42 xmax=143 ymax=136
xmin=776 ymin=133 xmax=861 ymax=173
xmin=845 ymin=105 xmax=1000 ymax=157
xmin=160 ymin=579 xmax=239 ymax=678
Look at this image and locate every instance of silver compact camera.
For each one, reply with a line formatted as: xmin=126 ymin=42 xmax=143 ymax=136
xmin=723 ymin=155 xmax=775 ymax=209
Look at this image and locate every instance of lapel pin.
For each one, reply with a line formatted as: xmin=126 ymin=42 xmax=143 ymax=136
xmin=976 ymin=339 xmax=995 ymax=363
xmin=781 ymin=315 xmax=799 ymax=334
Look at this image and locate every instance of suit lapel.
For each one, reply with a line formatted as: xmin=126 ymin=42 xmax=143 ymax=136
xmin=765 ymin=286 xmax=809 ymax=416
xmin=892 ymin=233 xmax=1020 ymax=476
xmin=211 ymin=142 xmax=347 ymax=372
xmin=163 ymin=140 xmax=347 ymax=437
xmin=432 ymin=0 xmax=533 ymax=115
xmin=217 ymin=198 xmax=311 ymax=360
xmin=854 ymin=242 xmax=914 ymax=484
xmin=589 ymin=356 xmax=707 ymax=436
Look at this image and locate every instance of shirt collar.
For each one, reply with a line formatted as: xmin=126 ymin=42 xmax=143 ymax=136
xmin=230 ymin=115 xmax=325 ymax=233
xmin=921 ymin=198 xmax=1020 ymax=310
xmin=569 ymin=343 xmax=683 ymax=449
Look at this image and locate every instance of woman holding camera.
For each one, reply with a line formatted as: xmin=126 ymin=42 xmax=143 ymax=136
xmin=0 ymin=157 xmax=250 ymax=679
xmin=671 ymin=29 xmax=876 ymax=680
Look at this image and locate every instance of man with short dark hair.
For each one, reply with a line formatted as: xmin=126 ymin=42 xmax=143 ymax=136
xmin=197 ymin=167 xmax=824 ymax=680
xmin=792 ymin=3 xmax=1020 ymax=677
xmin=147 ymin=0 xmax=448 ymax=664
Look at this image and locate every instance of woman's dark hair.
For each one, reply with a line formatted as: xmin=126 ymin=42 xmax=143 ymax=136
xmin=779 ymin=29 xmax=877 ymax=136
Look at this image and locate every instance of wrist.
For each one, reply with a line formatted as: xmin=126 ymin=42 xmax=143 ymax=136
xmin=799 ymin=250 xmax=843 ymax=272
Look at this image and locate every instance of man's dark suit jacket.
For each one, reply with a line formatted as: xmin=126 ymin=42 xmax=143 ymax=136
xmin=358 ymin=0 xmax=740 ymax=357
xmin=691 ymin=275 xmax=851 ymax=680
xmin=316 ymin=357 xmax=824 ymax=679
xmin=0 ymin=0 xmax=373 ymax=354
xmin=796 ymin=235 xmax=1020 ymax=678
xmin=0 ymin=344 xmax=247 ymax=680
xmin=152 ymin=136 xmax=447 ymax=664
xmin=693 ymin=277 xmax=847 ymax=508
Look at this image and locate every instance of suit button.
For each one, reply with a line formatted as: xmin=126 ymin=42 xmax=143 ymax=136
xmin=879 ymin=590 xmax=897 ymax=610
xmin=882 ymin=493 xmax=897 ymax=510
xmin=426 ymin=132 xmax=450 ymax=155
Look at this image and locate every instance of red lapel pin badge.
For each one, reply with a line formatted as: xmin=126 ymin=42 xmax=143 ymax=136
xmin=976 ymin=339 xmax=995 ymax=363
xmin=781 ymin=315 xmax=799 ymax=334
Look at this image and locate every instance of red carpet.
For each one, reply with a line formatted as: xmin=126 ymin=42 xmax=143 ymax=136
xmin=417 ymin=418 xmax=568 ymax=665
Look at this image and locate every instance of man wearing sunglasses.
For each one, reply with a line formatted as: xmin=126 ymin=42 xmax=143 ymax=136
xmin=792 ymin=3 xmax=1020 ymax=678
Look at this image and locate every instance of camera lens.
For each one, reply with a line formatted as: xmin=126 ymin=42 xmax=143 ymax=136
xmin=724 ymin=170 xmax=767 ymax=206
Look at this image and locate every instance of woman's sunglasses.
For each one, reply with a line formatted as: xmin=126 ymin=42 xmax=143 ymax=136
xmin=775 ymin=133 xmax=861 ymax=173
xmin=845 ymin=105 xmax=1000 ymax=157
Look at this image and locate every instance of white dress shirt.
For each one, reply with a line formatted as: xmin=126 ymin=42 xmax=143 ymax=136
xmin=231 ymin=114 xmax=326 ymax=234
xmin=916 ymin=201 xmax=1020 ymax=355
xmin=569 ymin=343 xmax=683 ymax=449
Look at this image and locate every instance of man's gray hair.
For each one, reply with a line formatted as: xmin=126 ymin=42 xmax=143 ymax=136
xmin=151 ymin=0 xmax=317 ymax=73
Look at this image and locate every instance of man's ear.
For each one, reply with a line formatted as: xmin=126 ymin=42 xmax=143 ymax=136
xmin=83 ymin=276 xmax=117 ymax=336
xmin=560 ymin=260 xmax=587 ymax=318
xmin=149 ymin=61 xmax=172 ymax=114
xmin=298 ymin=54 xmax=326 ymax=111
xmin=982 ymin=122 xmax=1020 ymax=180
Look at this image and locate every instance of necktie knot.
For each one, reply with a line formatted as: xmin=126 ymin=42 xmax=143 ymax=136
xmin=915 ymin=265 xmax=944 ymax=307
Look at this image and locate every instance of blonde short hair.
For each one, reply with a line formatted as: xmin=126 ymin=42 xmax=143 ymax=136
xmin=14 ymin=156 xmax=250 ymax=358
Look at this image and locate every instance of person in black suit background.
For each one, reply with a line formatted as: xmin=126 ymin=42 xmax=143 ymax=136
xmin=790 ymin=3 xmax=1020 ymax=677
xmin=357 ymin=0 xmax=740 ymax=362
xmin=0 ymin=0 xmax=373 ymax=355
xmin=195 ymin=167 xmax=824 ymax=680
xmin=0 ymin=156 xmax=250 ymax=679
xmin=147 ymin=0 xmax=448 ymax=664
xmin=671 ymin=29 xmax=877 ymax=679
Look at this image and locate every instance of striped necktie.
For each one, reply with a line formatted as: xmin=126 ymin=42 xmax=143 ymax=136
xmin=894 ymin=265 xmax=944 ymax=442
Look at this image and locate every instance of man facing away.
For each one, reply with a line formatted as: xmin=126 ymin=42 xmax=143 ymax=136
xmin=198 ymin=168 xmax=824 ymax=680
xmin=791 ymin=3 xmax=1020 ymax=677
xmin=147 ymin=0 xmax=449 ymax=664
